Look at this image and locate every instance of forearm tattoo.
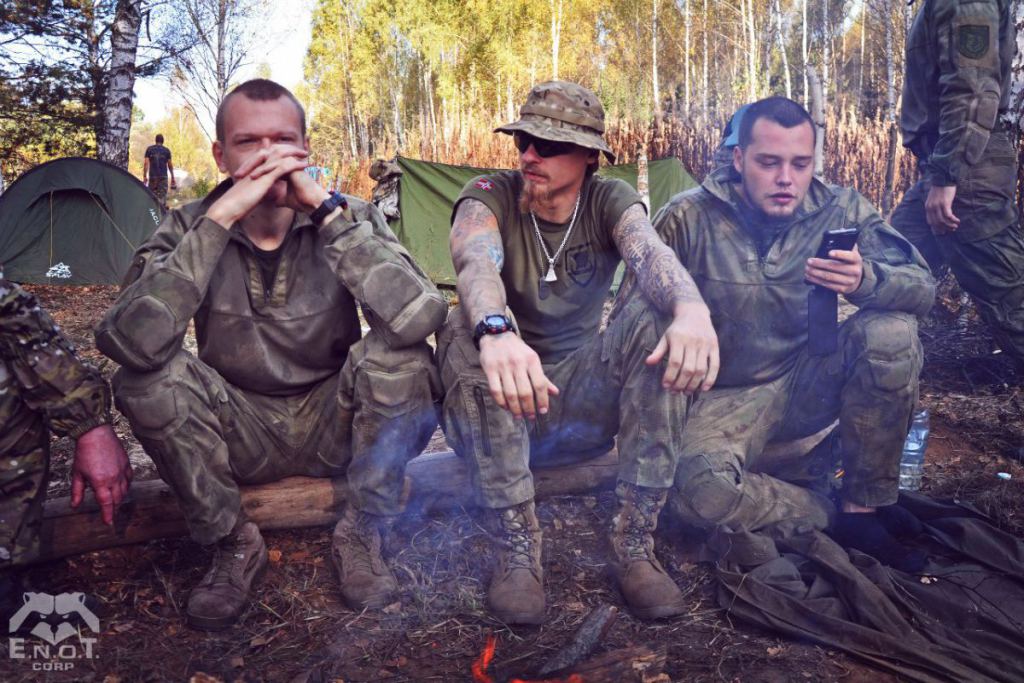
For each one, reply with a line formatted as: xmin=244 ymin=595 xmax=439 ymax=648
xmin=451 ymin=199 xmax=507 ymax=324
xmin=612 ymin=203 xmax=704 ymax=312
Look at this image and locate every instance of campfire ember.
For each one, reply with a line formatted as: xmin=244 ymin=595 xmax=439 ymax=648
xmin=471 ymin=634 xmax=584 ymax=683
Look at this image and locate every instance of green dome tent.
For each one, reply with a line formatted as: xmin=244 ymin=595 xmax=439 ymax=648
xmin=0 ymin=157 xmax=163 ymax=285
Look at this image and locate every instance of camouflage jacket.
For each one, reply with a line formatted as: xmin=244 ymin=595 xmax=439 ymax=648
xmin=96 ymin=180 xmax=446 ymax=397
xmin=900 ymin=0 xmax=1017 ymax=185
xmin=653 ymin=168 xmax=936 ymax=387
xmin=0 ymin=278 xmax=111 ymax=438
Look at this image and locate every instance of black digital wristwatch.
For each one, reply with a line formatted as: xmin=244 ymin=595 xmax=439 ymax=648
xmin=310 ymin=191 xmax=348 ymax=225
xmin=473 ymin=314 xmax=516 ymax=348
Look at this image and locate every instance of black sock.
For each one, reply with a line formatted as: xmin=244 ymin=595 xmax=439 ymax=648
xmin=875 ymin=504 xmax=925 ymax=540
xmin=830 ymin=512 xmax=928 ymax=573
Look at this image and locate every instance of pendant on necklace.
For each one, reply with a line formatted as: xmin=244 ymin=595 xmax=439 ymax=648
xmin=544 ymin=265 xmax=557 ymax=282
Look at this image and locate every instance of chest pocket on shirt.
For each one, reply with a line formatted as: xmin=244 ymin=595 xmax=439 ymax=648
xmin=565 ymin=243 xmax=597 ymax=287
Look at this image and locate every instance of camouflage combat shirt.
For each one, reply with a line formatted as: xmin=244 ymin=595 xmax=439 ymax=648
xmin=97 ymin=180 xmax=445 ymax=396
xmin=0 ymin=278 xmax=111 ymax=440
xmin=900 ymin=0 xmax=1017 ymax=185
xmin=654 ymin=167 xmax=937 ymax=387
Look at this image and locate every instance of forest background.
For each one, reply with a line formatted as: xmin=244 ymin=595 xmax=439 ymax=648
xmin=2 ymin=0 xmax=1023 ymax=220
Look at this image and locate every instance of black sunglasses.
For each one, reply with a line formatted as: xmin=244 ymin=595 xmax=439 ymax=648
xmin=513 ymin=132 xmax=577 ymax=158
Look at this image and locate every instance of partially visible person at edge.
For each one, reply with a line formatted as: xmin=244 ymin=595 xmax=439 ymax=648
xmin=438 ymin=80 xmax=719 ymax=624
xmin=0 ymin=276 xmax=133 ymax=613
xmin=892 ymin=0 xmax=1022 ymax=365
xmin=96 ymin=79 xmax=446 ymax=630
xmin=654 ymin=97 xmax=936 ymax=572
xmin=143 ymin=133 xmax=177 ymax=210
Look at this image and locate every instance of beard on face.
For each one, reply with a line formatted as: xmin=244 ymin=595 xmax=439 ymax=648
xmin=518 ymin=174 xmax=553 ymax=213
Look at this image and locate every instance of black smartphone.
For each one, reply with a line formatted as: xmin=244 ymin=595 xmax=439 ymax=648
xmin=814 ymin=228 xmax=859 ymax=260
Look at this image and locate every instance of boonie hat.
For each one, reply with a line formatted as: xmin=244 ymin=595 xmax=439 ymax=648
xmin=495 ymin=80 xmax=615 ymax=162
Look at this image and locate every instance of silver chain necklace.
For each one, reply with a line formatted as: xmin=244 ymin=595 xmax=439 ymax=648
xmin=530 ymin=191 xmax=581 ymax=283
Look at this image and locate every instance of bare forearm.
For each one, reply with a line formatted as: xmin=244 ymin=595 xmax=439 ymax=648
xmin=614 ymin=204 xmax=705 ymax=313
xmin=457 ymin=264 xmax=506 ymax=324
xmin=451 ymin=198 xmax=508 ymax=325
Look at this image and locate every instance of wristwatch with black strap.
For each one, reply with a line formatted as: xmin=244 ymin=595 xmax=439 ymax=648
xmin=310 ymin=191 xmax=349 ymax=226
xmin=473 ymin=313 xmax=516 ymax=349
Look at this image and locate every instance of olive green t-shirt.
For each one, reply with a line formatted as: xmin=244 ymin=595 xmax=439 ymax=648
xmin=455 ymin=171 xmax=643 ymax=364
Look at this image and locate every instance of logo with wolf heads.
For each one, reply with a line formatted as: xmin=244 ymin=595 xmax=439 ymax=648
xmin=9 ymin=592 xmax=99 ymax=645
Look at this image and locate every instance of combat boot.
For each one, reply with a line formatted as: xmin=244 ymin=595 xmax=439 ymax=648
xmin=186 ymin=520 xmax=268 ymax=630
xmin=487 ymin=500 xmax=545 ymax=625
xmin=610 ymin=483 xmax=686 ymax=620
xmin=331 ymin=505 xmax=398 ymax=610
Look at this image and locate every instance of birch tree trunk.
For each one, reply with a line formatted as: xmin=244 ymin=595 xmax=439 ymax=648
xmin=806 ymin=64 xmax=825 ymax=178
xmin=652 ymin=0 xmax=661 ymax=123
xmin=773 ymin=0 xmax=792 ymax=100
xmin=885 ymin=0 xmax=896 ymax=122
xmin=682 ymin=0 xmax=690 ymax=116
xmin=745 ymin=0 xmax=757 ymax=101
xmin=96 ymin=0 xmax=143 ymax=169
xmin=802 ymin=0 xmax=809 ymax=108
xmin=858 ymin=5 xmax=866 ymax=115
xmin=550 ymin=0 xmax=562 ymax=80
xmin=822 ymin=0 xmax=830 ymax=111
xmin=1007 ymin=0 xmax=1024 ymax=131
xmin=702 ymin=0 xmax=708 ymax=115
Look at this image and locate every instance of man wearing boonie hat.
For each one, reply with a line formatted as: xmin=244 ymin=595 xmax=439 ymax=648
xmin=437 ymin=80 xmax=719 ymax=624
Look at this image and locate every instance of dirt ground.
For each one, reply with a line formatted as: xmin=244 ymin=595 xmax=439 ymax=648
xmin=2 ymin=280 xmax=1022 ymax=682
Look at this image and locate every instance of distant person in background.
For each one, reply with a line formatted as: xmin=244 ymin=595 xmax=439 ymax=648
xmin=143 ymin=133 xmax=176 ymax=210
xmin=891 ymin=0 xmax=1022 ymax=366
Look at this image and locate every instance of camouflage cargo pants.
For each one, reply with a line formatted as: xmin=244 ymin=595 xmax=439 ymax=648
xmin=113 ymin=330 xmax=438 ymax=545
xmin=892 ymin=130 xmax=1024 ymax=365
xmin=437 ymin=292 xmax=689 ymax=509
xmin=0 ymin=361 xmax=49 ymax=567
xmin=671 ymin=310 xmax=922 ymax=533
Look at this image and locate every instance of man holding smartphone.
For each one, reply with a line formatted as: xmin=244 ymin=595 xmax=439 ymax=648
xmin=653 ymin=97 xmax=936 ymax=571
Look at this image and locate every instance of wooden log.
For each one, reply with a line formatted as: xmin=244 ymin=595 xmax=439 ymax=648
xmin=34 ymin=428 xmax=832 ymax=565
xmin=34 ymin=449 xmax=620 ymax=564
xmin=563 ymin=645 xmax=668 ymax=683
xmin=536 ymin=604 xmax=619 ymax=677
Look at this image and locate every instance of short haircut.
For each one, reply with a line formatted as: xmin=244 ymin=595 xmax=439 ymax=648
xmin=155 ymin=134 xmax=164 ymax=144
xmin=737 ymin=96 xmax=815 ymax=149
xmin=215 ymin=78 xmax=306 ymax=142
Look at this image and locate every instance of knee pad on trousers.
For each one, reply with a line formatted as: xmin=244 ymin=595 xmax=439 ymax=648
xmin=673 ymin=455 xmax=745 ymax=528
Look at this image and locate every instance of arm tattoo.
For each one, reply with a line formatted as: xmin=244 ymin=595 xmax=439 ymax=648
xmin=451 ymin=199 xmax=507 ymax=324
xmin=612 ymin=203 xmax=704 ymax=312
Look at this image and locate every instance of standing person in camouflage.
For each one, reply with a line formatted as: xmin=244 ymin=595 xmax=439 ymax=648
xmin=143 ymin=134 xmax=177 ymax=211
xmin=439 ymin=80 xmax=719 ymax=623
xmin=892 ymin=0 xmax=1022 ymax=364
xmin=96 ymin=79 xmax=446 ymax=630
xmin=655 ymin=97 xmax=936 ymax=571
xmin=0 ymin=278 xmax=133 ymax=572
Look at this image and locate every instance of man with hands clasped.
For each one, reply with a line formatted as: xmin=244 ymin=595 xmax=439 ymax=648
xmin=437 ymin=80 xmax=718 ymax=624
xmin=654 ymin=97 xmax=936 ymax=572
xmin=97 ymin=79 xmax=446 ymax=630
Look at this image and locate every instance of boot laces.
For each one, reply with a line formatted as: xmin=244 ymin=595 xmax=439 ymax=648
xmin=499 ymin=507 xmax=535 ymax=570
xmin=339 ymin=513 xmax=383 ymax=575
xmin=202 ymin=531 xmax=253 ymax=592
xmin=622 ymin=493 xmax=660 ymax=562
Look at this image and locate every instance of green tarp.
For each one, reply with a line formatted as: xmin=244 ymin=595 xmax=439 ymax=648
xmin=390 ymin=155 xmax=697 ymax=286
xmin=0 ymin=157 xmax=162 ymax=285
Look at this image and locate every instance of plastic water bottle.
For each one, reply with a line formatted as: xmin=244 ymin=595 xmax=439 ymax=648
xmin=899 ymin=408 xmax=929 ymax=491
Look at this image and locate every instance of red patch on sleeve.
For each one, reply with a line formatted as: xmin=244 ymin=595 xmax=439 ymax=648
xmin=474 ymin=178 xmax=494 ymax=191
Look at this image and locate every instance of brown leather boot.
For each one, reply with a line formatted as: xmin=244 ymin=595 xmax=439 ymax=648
xmin=186 ymin=520 xmax=268 ymax=630
xmin=487 ymin=500 xmax=545 ymax=625
xmin=331 ymin=506 xmax=398 ymax=610
xmin=610 ymin=483 xmax=686 ymax=620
